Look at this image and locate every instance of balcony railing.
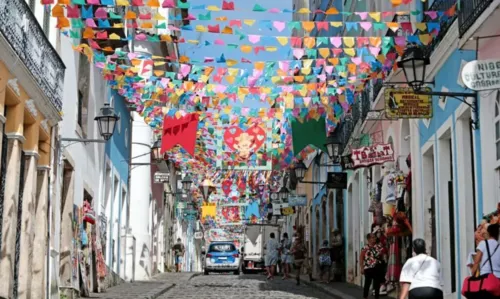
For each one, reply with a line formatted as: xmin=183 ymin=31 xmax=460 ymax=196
xmin=458 ymin=0 xmax=494 ymax=37
xmin=0 ymin=0 xmax=65 ymax=112
xmin=422 ymin=0 xmax=458 ymax=57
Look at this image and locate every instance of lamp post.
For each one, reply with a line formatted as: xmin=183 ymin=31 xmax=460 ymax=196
xmin=293 ymin=160 xmax=329 ymax=185
xmin=151 ymin=139 xmax=163 ymax=163
xmin=61 ymin=103 xmax=120 ymax=144
xmin=278 ymin=186 xmax=289 ymax=202
xmin=396 ymin=45 xmax=479 ymax=128
xmin=199 ymin=178 xmax=215 ymax=202
xmin=182 ymin=175 xmax=193 ymax=192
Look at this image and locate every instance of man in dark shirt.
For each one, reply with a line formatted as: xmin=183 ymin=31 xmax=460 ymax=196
xmin=172 ymin=238 xmax=186 ymax=272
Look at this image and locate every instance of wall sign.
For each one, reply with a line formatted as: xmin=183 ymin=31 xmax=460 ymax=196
xmin=461 ymin=59 xmax=500 ymax=91
xmin=384 ymin=88 xmax=432 ymax=119
xmin=351 ymin=143 xmax=394 ymax=168
xmin=288 ymin=195 xmax=307 ymax=207
xmin=281 ymin=206 xmax=296 ymax=216
xmin=326 ymin=172 xmax=348 ymax=189
xmin=154 ymin=172 xmax=169 ymax=184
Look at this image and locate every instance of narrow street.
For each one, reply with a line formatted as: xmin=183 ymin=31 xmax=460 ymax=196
xmin=90 ymin=273 xmax=345 ymax=299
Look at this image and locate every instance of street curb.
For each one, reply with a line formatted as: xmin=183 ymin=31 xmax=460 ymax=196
xmin=301 ymin=278 xmax=357 ymax=299
xmin=145 ymin=283 xmax=176 ymax=299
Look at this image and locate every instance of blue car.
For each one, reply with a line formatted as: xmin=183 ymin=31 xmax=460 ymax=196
xmin=203 ymin=242 xmax=241 ymax=275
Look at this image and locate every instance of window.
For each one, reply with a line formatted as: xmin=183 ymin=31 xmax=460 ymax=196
xmin=77 ymin=54 xmax=90 ymax=138
xmin=495 ymin=91 xmax=500 ymax=161
xmin=208 ymin=244 xmax=236 ymax=253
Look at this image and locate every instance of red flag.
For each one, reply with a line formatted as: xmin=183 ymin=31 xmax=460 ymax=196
xmin=161 ymin=113 xmax=199 ymax=156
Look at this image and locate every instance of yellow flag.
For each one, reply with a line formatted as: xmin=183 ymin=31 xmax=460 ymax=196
xmin=266 ymin=46 xmax=278 ymax=52
xmin=343 ymin=37 xmax=355 ymax=48
xmin=330 ymin=22 xmax=343 ymax=28
xmin=196 ymin=25 xmax=208 ymax=32
xmin=276 ymin=37 xmax=289 ymax=46
xmin=241 ymin=45 xmax=252 ymax=53
xmin=244 ymin=19 xmax=256 ymax=26
xmin=368 ymin=12 xmax=381 ymax=22
xmin=297 ymin=8 xmax=311 ymax=14
xmin=207 ymin=5 xmax=221 ymax=11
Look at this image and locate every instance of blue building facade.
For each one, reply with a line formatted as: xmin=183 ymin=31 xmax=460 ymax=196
xmin=104 ymin=88 xmax=132 ymax=275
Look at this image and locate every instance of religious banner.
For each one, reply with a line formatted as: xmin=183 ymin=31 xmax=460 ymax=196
xmin=384 ymin=88 xmax=432 ymax=119
xmin=216 ymin=118 xmax=273 ymax=170
xmin=219 ymin=206 xmax=242 ymax=224
xmin=351 ymin=143 xmax=394 ymax=168
xmin=161 ymin=113 xmax=199 ymax=156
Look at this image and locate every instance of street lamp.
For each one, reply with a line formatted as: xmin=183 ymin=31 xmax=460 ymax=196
xmin=397 ymin=45 xmax=429 ymax=92
xmin=200 ymin=178 xmax=215 ymax=202
xmin=293 ymin=161 xmax=307 ymax=182
xmin=94 ymin=103 xmax=120 ymax=141
xmin=151 ymin=139 xmax=163 ymax=163
xmin=182 ymin=175 xmax=193 ymax=192
xmin=396 ymin=45 xmax=478 ymax=128
xmin=278 ymin=186 xmax=289 ymax=202
xmin=324 ymin=133 xmax=342 ymax=162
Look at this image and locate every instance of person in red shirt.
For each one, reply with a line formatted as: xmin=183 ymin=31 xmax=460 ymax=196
xmin=360 ymin=233 xmax=387 ymax=299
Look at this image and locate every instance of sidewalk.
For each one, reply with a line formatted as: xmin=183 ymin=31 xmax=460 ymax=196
xmin=300 ymin=275 xmax=364 ymax=299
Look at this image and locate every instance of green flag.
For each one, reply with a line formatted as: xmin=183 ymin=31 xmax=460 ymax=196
xmin=291 ymin=117 xmax=327 ymax=155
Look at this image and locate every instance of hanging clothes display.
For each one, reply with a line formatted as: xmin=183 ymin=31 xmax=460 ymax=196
xmin=386 ymin=237 xmax=402 ymax=282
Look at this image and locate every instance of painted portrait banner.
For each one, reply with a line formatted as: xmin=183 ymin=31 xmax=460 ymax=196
xmin=216 ymin=118 xmax=273 ymax=170
xmin=351 ymin=143 xmax=394 ymax=168
xmin=384 ymin=88 xmax=432 ymax=119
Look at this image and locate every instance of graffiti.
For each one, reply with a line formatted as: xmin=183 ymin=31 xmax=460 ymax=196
xmin=138 ymin=243 xmax=150 ymax=278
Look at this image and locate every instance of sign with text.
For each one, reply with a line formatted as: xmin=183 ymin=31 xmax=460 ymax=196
xmin=385 ymin=88 xmax=432 ymax=119
xmin=461 ymin=59 xmax=500 ymax=91
xmin=154 ymin=172 xmax=169 ymax=184
xmin=326 ymin=172 xmax=348 ymax=189
xmin=288 ymin=195 xmax=307 ymax=207
xmin=194 ymin=232 xmax=203 ymax=239
xmin=351 ymin=143 xmax=394 ymax=168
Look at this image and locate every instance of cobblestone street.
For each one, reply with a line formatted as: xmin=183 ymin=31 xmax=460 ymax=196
xmin=89 ymin=273 xmax=344 ymax=299
xmin=159 ymin=274 xmax=340 ymax=299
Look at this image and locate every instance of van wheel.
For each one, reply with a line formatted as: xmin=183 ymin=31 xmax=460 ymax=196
xmin=233 ymin=270 xmax=240 ymax=275
xmin=204 ymin=269 xmax=209 ymax=275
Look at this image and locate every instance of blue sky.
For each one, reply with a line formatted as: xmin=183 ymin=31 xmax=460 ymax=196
xmin=178 ymin=0 xmax=293 ymax=65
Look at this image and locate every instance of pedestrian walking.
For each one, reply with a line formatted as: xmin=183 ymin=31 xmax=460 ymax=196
xmin=290 ymin=233 xmax=307 ymax=285
xmin=318 ymin=240 xmax=332 ymax=283
xmin=360 ymin=233 xmax=387 ymax=299
xmin=265 ymin=232 xmax=279 ymax=280
xmin=172 ymin=238 xmax=185 ymax=273
xmin=399 ymin=239 xmax=444 ymax=299
xmin=280 ymin=233 xmax=293 ymax=279
xmin=331 ymin=229 xmax=343 ymax=282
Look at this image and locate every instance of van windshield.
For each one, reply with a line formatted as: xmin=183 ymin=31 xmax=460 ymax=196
xmin=209 ymin=244 xmax=236 ymax=252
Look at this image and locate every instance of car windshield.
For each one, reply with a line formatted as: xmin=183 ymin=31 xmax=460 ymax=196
xmin=209 ymin=244 xmax=236 ymax=252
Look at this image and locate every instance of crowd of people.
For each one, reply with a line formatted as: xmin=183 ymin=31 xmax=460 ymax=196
xmin=264 ymin=229 xmax=344 ymax=286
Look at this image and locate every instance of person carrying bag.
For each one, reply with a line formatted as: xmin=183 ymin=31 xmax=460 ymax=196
xmin=462 ymin=224 xmax=500 ymax=299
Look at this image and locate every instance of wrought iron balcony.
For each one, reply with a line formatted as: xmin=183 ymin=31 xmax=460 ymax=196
xmin=458 ymin=0 xmax=494 ymax=37
xmin=422 ymin=0 xmax=458 ymax=57
xmin=0 ymin=0 xmax=65 ymax=112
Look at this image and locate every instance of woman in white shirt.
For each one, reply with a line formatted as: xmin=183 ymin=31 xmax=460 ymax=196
xmin=470 ymin=223 xmax=500 ymax=279
xmin=265 ymin=232 xmax=279 ymax=280
xmin=399 ymin=239 xmax=444 ymax=299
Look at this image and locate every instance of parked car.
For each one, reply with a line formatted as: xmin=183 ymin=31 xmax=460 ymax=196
xmin=203 ymin=241 xmax=241 ymax=275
